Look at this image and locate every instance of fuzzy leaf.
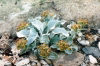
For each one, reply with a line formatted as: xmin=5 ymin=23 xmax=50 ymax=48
xmin=70 ymin=30 xmax=76 ymax=38
xmin=33 ymin=49 xmax=40 ymax=58
xmin=31 ymin=19 xmax=46 ymax=33
xmin=27 ymin=28 xmax=38 ymax=44
xmin=52 ymin=27 xmax=69 ymax=37
xmin=31 ymin=41 xmax=36 ymax=50
xmin=47 ymin=19 xmax=60 ymax=32
xmin=48 ymin=52 xmax=58 ymax=59
xmin=16 ymin=29 xmax=30 ymax=38
xmin=50 ymin=44 xmax=58 ymax=48
xmin=71 ymin=45 xmax=78 ymax=51
xmin=49 ymin=33 xmax=55 ymax=39
xmin=66 ymin=36 xmax=73 ymax=45
xmin=65 ymin=49 xmax=73 ymax=54
xmin=28 ymin=16 xmax=41 ymax=23
xmin=60 ymin=34 xmax=66 ymax=40
xmin=50 ymin=35 xmax=60 ymax=45
xmin=40 ymin=34 xmax=50 ymax=44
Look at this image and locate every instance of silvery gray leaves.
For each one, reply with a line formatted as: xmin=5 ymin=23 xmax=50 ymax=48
xmin=16 ymin=13 xmax=78 ymax=59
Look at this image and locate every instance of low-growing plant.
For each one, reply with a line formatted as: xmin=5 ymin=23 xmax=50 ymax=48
xmin=16 ymin=10 xmax=88 ymax=60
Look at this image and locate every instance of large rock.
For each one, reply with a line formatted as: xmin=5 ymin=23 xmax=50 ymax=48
xmin=0 ymin=0 xmax=50 ymax=35
xmin=54 ymin=52 xmax=84 ymax=66
xmin=82 ymin=47 xmax=100 ymax=58
xmin=0 ymin=0 xmax=100 ymax=35
xmin=51 ymin=0 xmax=100 ymax=28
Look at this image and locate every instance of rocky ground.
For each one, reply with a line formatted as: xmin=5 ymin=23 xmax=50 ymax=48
xmin=0 ymin=0 xmax=100 ymax=66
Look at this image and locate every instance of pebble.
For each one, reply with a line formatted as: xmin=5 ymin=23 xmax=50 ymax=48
xmin=31 ymin=60 xmax=41 ymax=66
xmin=31 ymin=62 xmax=37 ymax=66
xmin=77 ymin=38 xmax=90 ymax=46
xmin=0 ymin=60 xmax=12 ymax=66
xmin=4 ymin=62 xmax=12 ymax=66
xmin=98 ymin=29 xmax=100 ymax=34
xmin=11 ymin=45 xmax=20 ymax=55
xmin=93 ymin=35 xmax=98 ymax=41
xmin=78 ymin=32 xmax=83 ymax=37
xmin=32 ymin=59 xmax=38 ymax=63
xmin=0 ymin=60 xmax=5 ymax=66
xmin=77 ymin=37 xmax=81 ymax=41
xmin=40 ymin=60 xmax=49 ymax=66
xmin=40 ymin=60 xmax=48 ymax=65
xmin=29 ymin=53 xmax=37 ymax=60
xmin=0 ymin=54 xmax=2 ymax=58
xmin=89 ymin=55 xmax=98 ymax=64
xmin=15 ymin=58 xmax=30 ymax=66
xmin=81 ymin=62 xmax=87 ymax=66
xmin=42 ymin=65 xmax=49 ymax=66
xmin=26 ymin=64 xmax=31 ymax=66
xmin=79 ymin=40 xmax=90 ymax=46
xmin=82 ymin=47 xmax=100 ymax=58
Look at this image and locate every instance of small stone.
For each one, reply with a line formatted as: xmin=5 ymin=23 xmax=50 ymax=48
xmin=78 ymin=32 xmax=83 ymax=37
xmin=3 ymin=56 xmax=16 ymax=63
xmin=11 ymin=45 xmax=20 ymax=55
xmin=26 ymin=64 xmax=31 ymax=66
xmin=40 ymin=60 xmax=48 ymax=65
xmin=0 ymin=60 xmax=12 ymax=66
xmin=89 ymin=63 xmax=96 ymax=66
xmin=42 ymin=64 xmax=49 ymax=66
xmin=89 ymin=55 xmax=98 ymax=64
xmin=31 ymin=60 xmax=41 ymax=66
xmin=15 ymin=58 xmax=30 ymax=66
xmin=0 ymin=54 xmax=3 ymax=58
xmin=0 ymin=60 xmax=5 ymax=66
xmin=37 ymin=62 xmax=41 ymax=66
xmin=29 ymin=53 xmax=37 ymax=61
xmin=82 ymin=47 xmax=100 ymax=58
xmin=0 ymin=32 xmax=10 ymax=50
xmin=98 ymin=42 xmax=100 ymax=50
xmin=4 ymin=62 xmax=12 ymax=66
xmin=93 ymin=35 xmax=98 ymax=41
xmin=77 ymin=38 xmax=81 ymax=41
xmin=31 ymin=62 xmax=36 ymax=66
xmin=40 ymin=60 xmax=49 ymax=66
xmin=32 ymin=60 xmax=38 ymax=63
xmin=81 ymin=62 xmax=87 ymax=66
xmin=79 ymin=40 xmax=90 ymax=46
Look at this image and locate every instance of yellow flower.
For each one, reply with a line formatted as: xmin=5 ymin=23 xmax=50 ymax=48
xmin=41 ymin=10 xmax=54 ymax=17
xmin=71 ymin=24 xmax=81 ymax=31
xmin=38 ymin=44 xmax=51 ymax=57
xmin=41 ymin=10 xmax=50 ymax=17
xmin=77 ymin=19 xmax=88 ymax=25
xmin=16 ymin=22 xmax=29 ymax=31
xmin=16 ymin=38 xmax=27 ymax=50
xmin=57 ymin=40 xmax=70 ymax=51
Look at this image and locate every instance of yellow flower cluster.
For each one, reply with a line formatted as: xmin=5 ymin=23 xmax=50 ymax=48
xmin=71 ymin=19 xmax=88 ymax=31
xmin=41 ymin=10 xmax=54 ymax=17
xmin=38 ymin=44 xmax=51 ymax=57
xmin=16 ymin=22 xmax=29 ymax=31
xmin=16 ymin=38 xmax=27 ymax=50
xmin=57 ymin=40 xmax=70 ymax=51
xmin=71 ymin=24 xmax=81 ymax=31
xmin=77 ymin=19 xmax=88 ymax=25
